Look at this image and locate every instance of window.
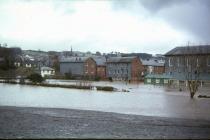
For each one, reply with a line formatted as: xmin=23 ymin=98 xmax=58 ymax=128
xmin=197 ymin=58 xmax=199 ymax=67
xmin=156 ymin=79 xmax=160 ymax=84
xmin=177 ymin=58 xmax=180 ymax=67
xmin=169 ymin=58 xmax=172 ymax=67
xmin=109 ymin=70 xmax=111 ymax=75
xmin=164 ymin=79 xmax=168 ymax=84
xmin=186 ymin=58 xmax=189 ymax=67
xmin=207 ymin=57 xmax=210 ymax=66
xmin=147 ymin=79 xmax=151 ymax=83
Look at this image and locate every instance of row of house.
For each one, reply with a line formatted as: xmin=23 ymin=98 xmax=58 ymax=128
xmin=59 ymin=56 xmax=165 ymax=81
xmin=59 ymin=45 xmax=210 ymax=84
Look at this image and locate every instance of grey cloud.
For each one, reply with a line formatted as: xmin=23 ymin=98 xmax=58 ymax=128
xmin=112 ymin=0 xmax=210 ymax=43
xmin=155 ymin=0 xmax=210 ymax=42
xmin=139 ymin=0 xmax=189 ymax=13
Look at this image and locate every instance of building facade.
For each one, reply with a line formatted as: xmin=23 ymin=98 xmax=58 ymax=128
xmin=165 ymin=45 xmax=210 ymax=81
xmin=141 ymin=59 xmax=165 ymax=76
xmin=41 ymin=67 xmax=55 ymax=77
xmin=106 ymin=57 xmax=143 ymax=81
xmin=59 ymin=57 xmax=97 ymax=78
xmin=92 ymin=57 xmax=106 ymax=79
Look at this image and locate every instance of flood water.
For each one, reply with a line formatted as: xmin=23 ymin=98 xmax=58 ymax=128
xmin=0 ymin=81 xmax=210 ymax=120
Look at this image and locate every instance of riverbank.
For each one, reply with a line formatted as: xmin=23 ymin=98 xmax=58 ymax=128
xmin=0 ymin=106 xmax=209 ymax=139
xmin=0 ymin=80 xmax=118 ymax=92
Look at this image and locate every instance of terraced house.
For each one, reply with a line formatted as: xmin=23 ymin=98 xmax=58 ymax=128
xmin=92 ymin=57 xmax=106 ymax=80
xmin=59 ymin=57 xmax=96 ymax=78
xmin=165 ymin=45 xmax=210 ymax=82
xmin=106 ymin=57 xmax=143 ymax=81
xmin=141 ymin=58 xmax=165 ymax=76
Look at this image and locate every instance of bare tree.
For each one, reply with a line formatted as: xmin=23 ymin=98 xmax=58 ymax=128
xmin=184 ymin=46 xmax=201 ymax=98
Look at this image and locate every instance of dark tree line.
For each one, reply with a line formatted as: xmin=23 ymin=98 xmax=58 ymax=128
xmin=0 ymin=44 xmax=22 ymax=70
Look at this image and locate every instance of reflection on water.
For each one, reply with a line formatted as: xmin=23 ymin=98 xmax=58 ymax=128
xmin=0 ymin=82 xmax=210 ymax=120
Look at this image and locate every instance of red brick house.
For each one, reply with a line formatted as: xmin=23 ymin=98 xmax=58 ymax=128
xmin=92 ymin=57 xmax=106 ymax=79
xmin=141 ymin=59 xmax=165 ymax=76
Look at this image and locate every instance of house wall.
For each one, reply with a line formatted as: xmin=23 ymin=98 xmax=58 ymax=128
xmin=60 ymin=62 xmax=84 ymax=76
xmin=165 ymin=55 xmax=210 ymax=80
xmin=154 ymin=66 xmax=165 ymax=74
xmin=84 ymin=58 xmax=97 ymax=77
xmin=97 ymin=66 xmax=106 ymax=79
xmin=41 ymin=70 xmax=55 ymax=77
xmin=106 ymin=62 xmax=132 ymax=81
xmin=131 ymin=57 xmax=143 ymax=81
xmin=143 ymin=65 xmax=164 ymax=75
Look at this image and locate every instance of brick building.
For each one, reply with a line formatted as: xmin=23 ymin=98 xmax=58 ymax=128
xmin=92 ymin=57 xmax=106 ymax=79
xmin=141 ymin=59 xmax=165 ymax=76
xmin=59 ymin=57 xmax=96 ymax=78
xmin=106 ymin=57 xmax=143 ymax=81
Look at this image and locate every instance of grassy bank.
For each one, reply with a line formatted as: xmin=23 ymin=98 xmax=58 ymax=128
xmin=0 ymin=80 xmax=116 ymax=92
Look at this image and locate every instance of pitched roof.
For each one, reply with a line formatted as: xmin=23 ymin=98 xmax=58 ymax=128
xmin=59 ymin=57 xmax=90 ymax=63
xmin=141 ymin=59 xmax=164 ymax=67
xmin=145 ymin=73 xmax=173 ymax=79
xmin=165 ymin=45 xmax=210 ymax=56
xmin=41 ymin=67 xmax=54 ymax=71
xmin=92 ymin=57 xmax=106 ymax=66
xmin=107 ymin=57 xmax=136 ymax=63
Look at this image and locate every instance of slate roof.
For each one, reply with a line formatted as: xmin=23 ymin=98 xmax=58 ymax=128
xmin=141 ymin=59 xmax=164 ymax=67
xmin=145 ymin=73 xmax=173 ymax=79
xmin=92 ymin=57 xmax=106 ymax=66
xmin=165 ymin=45 xmax=210 ymax=56
xmin=41 ymin=67 xmax=54 ymax=71
xmin=106 ymin=57 xmax=136 ymax=63
xmin=59 ymin=57 xmax=90 ymax=63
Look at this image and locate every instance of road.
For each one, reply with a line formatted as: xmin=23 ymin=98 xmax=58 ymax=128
xmin=0 ymin=106 xmax=209 ymax=139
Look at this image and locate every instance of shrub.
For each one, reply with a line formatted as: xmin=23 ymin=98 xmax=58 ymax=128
xmin=108 ymin=77 xmax=113 ymax=82
xmin=65 ymin=72 xmax=76 ymax=80
xmin=96 ymin=86 xmax=114 ymax=91
xmin=27 ymin=73 xmax=44 ymax=84
xmin=94 ymin=76 xmax=101 ymax=81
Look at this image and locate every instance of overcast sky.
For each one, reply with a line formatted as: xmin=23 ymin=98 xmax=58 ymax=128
xmin=0 ymin=0 xmax=209 ymax=54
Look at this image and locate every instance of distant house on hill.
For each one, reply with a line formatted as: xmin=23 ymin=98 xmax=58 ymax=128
xmin=41 ymin=67 xmax=55 ymax=77
xmin=14 ymin=55 xmax=24 ymax=67
xmin=106 ymin=57 xmax=143 ymax=81
xmin=59 ymin=57 xmax=97 ymax=78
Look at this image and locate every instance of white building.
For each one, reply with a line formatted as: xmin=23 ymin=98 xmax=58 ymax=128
xmin=41 ymin=67 xmax=55 ymax=77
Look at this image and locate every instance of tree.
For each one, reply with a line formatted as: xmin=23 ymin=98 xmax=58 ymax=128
xmin=184 ymin=46 xmax=201 ymax=98
xmin=95 ymin=51 xmax=101 ymax=56
xmin=27 ymin=73 xmax=44 ymax=84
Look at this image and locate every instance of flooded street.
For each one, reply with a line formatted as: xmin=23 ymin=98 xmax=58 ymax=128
xmin=0 ymin=82 xmax=210 ymax=120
